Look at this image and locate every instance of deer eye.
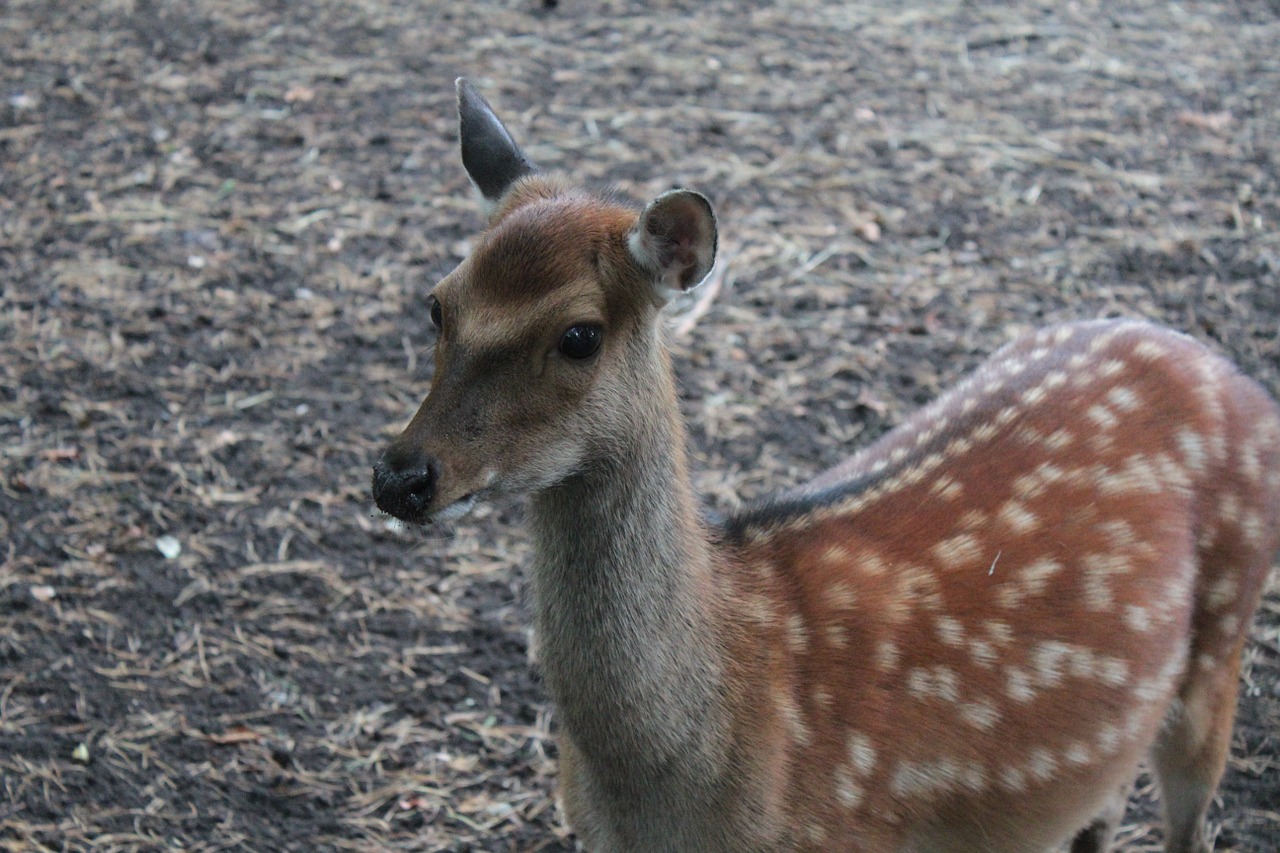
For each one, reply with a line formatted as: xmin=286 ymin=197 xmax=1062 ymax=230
xmin=559 ymin=324 xmax=603 ymax=359
xmin=429 ymin=296 xmax=443 ymax=329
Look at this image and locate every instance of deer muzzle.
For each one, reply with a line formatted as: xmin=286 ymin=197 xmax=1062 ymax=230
xmin=371 ymin=452 xmax=440 ymax=524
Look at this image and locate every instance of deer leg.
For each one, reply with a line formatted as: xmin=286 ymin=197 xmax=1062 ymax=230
xmin=1150 ymin=647 xmax=1244 ymax=853
xmin=557 ymin=736 xmax=607 ymax=853
xmin=1069 ymin=781 xmax=1132 ymax=853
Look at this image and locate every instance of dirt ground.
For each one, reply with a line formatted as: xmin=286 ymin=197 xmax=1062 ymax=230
xmin=3 ymin=0 xmax=1279 ymax=850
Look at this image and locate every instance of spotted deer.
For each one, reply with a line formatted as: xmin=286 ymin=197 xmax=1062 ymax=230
xmin=371 ymin=79 xmax=1280 ymax=853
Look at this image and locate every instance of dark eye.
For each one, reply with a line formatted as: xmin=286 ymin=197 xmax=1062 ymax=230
xmin=559 ymin=324 xmax=603 ymax=359
xmin=429 ymin=296 xmax=443 ymax=329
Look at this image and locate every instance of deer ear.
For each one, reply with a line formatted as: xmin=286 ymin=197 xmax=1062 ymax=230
xmin=628 ymin=189 xmax=718 ymax=298
xmin=456 ymin=78 xmax=537 ymax=207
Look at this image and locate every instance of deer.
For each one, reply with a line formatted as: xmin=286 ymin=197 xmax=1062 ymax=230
xmin=371 ymin=79 xmax=1280 ymax=853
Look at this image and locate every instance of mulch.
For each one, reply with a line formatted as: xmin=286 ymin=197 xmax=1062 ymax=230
xmin=2 ymin=1 xmax=1278 ymax=850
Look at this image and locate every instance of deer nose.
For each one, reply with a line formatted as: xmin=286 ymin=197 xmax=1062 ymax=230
xmin=371 ymin=453 xmax=439 ymax=522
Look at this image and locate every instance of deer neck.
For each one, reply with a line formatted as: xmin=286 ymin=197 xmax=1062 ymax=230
xmin=526 ymin=362 xmax=730 ymax=778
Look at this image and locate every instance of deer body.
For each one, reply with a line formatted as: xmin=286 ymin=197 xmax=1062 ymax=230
xmin=372 ymin=81 xmax=1280 ymax=853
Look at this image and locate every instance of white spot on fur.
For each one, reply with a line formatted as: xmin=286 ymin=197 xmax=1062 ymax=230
xmin=786 ymin=613 xmax=808 ymax=655
xmin=984 ymin=620 xmax=1015 ymax=646
xmin=848 ymin=731 xmax=878 ymax=776
xmin=931 ymin=475 xmax=964 ymax=501
xmin=961 ymin=761 xmax=988 ymax=792
xmin=1218 ymin=492 xmax=1242 ymax=526
xmin=1240 ymin=438 xmax=1263 ymax=484
xmin=1022 ymin=556 xmax=1063 ymax=595
xmin=1206 ymin=575 xmax=1238 ymax=612
xmin=1031 ymin=641 xmax=1071 ymax=688
xmin=1043 ymin=428 xmax=1073 ymax=451
xmin=999 ymin=766 xmax=1027 ymax=792
xmin=858 ymin=551 xmax=889 ymax=576
xmin=1105 ymin=385 xmax=1141 ymax=412
xmin=960 ymin=697 xmax=1000 ymax=730
xmin=973 ymin=423 xmax=1000 ymax=443
xmin=997 ymin=501 xmax=1040 ymax=533
xmin=834 ymin=765 xmax=864 ymax=809
xmin=825 ymin=580 xmax=858 ymax=610
xmin=932 ymin=533 xmax=982 ymax=570
xmin=907 ymin=665 xmax=960 ymax=703
xmin=1006 ymin=666 xmax=1036 ymax=703
xmin=821 ymin=543 xmax=856 ymax=568
xmin=1065 ymin=742 xmax=1091 ymax=766
xmin=1097 ymin=723 xmax=1122 ymax=755
xmin=1098 ymin=656 xmax=1130 ymax=687
xmin=1013 ymin=461 xmax=1067 ymax=499
xmin=1096 ymin=455 xmax=1165 ymax=495
xmin=876 ymin=640 xmax=901 ymax=672
xmin=1097 ymin=358 xmax=1126 ymax=378
xmin=742 ymin=594 xmax=776 ymax=624
xmin=777 ymin=690 xmax=811 ymax=746
xmin=1153 ymin=452 xmax=1193 ymax=491
xmin=890 ymin=757 xmax=984 ymax=798
xmin=889 ymin=761 xmax=931 ymax=797
xmin=935 ymin=615 xmax=965 ymax=647
xmin=1177 ymin=428 xmax=1207 ymax=475
xmin=898 ymin=565 xmax=943 ymax=610
xmin=1082 ymin=552 xmax=1133 ymax=611
xmin=1124 ymin=604 xmax=1152 ymax=633
xmin=1136 ymin=651 xmax=1189 ymax=702
xmin=1133 ymin=339 xmax=1170 ymax=361
xmin=1099 ymin=519 xmax=1139 ymax=551
xmin=1242 ymin=510 xmax=1267 ymax=549
xmin=969 ymin=638 xmax=998 ymax=668
xmin=1027 ymin=747 xmax=1057 ymax=781
xmin=1066 ymin=647 xmax=1098 ymax=680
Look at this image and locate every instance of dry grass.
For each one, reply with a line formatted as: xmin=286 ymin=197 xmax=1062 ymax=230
xmin=2 ymin=0 xmax=1278 ymax=850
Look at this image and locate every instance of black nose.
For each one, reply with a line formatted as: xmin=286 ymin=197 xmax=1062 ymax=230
xmin=372 ymin=454 xmax=439 ymax=523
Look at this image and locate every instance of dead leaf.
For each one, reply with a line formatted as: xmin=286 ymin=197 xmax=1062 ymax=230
xmin=205 ymin=726 xmax=263 ymax=745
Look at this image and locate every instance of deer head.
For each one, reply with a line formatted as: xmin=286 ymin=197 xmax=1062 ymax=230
xmin=371 ymin=79 xmax=718 ymax=524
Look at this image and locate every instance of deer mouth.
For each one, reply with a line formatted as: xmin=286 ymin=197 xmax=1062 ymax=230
xmin=433 ymin=492 xmax=479 ymax=522
xmin=372 ymin=488 xmax=482 ymax=528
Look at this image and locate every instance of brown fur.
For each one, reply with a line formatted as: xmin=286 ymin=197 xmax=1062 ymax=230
xmin=377 ymin=170 xmax=1280 ymax=852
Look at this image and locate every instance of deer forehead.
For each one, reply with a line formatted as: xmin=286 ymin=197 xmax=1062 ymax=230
xmin=449 ymin=193 xmax=642 ymax=313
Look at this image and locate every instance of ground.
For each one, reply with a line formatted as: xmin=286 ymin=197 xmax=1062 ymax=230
xmin=2 ymin=0 xmax=1279 ymax=851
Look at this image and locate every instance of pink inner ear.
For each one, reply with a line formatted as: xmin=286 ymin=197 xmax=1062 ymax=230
xmin=645 ymin=197 xmax=709 ymax=289
xmin=647 ymin=218 xmax=694 ymax=276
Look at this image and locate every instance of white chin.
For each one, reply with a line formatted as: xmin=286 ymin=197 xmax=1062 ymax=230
xmin=434 ymin=494 xmax=477 ymax=522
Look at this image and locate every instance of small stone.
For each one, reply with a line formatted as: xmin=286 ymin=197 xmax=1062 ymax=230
xmin=156 ymin=536 xmax=182 ymax=559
